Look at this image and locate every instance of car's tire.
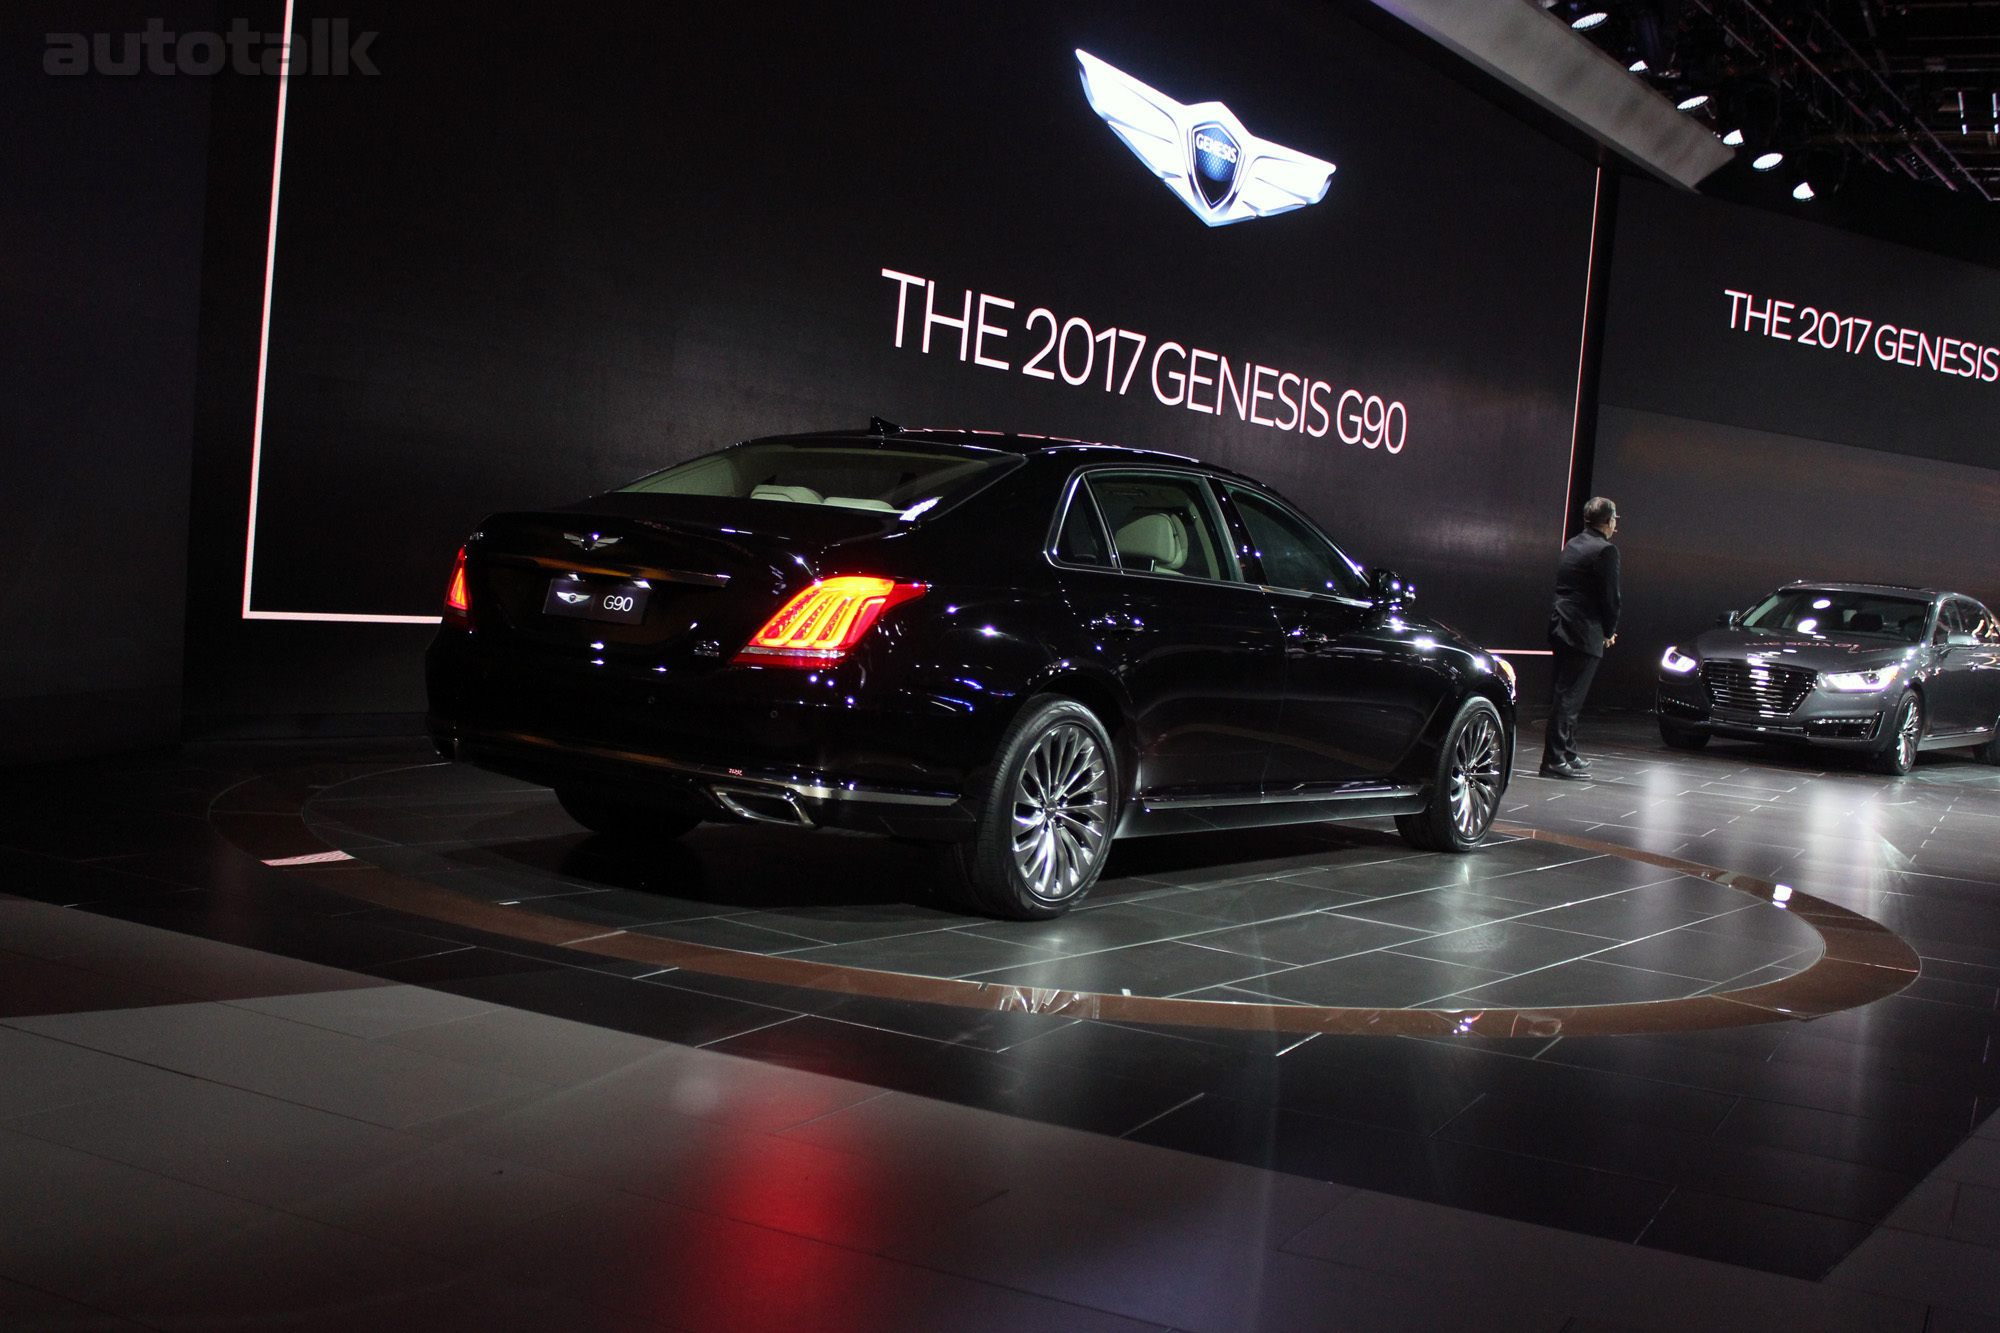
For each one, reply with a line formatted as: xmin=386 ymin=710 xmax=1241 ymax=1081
xmin=556 ymin=787 xmax=705 ymax=841
xmin=1870 ymin=692 xmax=1923 ymax=776
xmin=1659 ymin=720 xmax=1710 ymax=751
xmin=947 ymin=696 xmax=1117 ymax=920
xmin=1396 ymin=696 xmax=1508 ymax=853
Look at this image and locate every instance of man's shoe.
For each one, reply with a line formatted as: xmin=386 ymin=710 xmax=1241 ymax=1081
xmin=1538 ymin=761 xmax=1584 ymax=780
xmin=1569 ymin=756 xmax=1592 ymax=771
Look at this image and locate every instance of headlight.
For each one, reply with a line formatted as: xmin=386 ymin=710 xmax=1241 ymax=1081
xmin=1491 ymin=654 xmax=1516 ymax=698
xmin=1820 ymin=664 xmax=1900 ymax=692
xmin=1660 ymin=646 xmax=1699 ymax=675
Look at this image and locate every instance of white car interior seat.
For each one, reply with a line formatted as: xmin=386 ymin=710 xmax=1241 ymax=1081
xmin=1114 ymin=512 xmax=1189 ymax=574
xmin=749 ymin=484 xmax=824 ymax=504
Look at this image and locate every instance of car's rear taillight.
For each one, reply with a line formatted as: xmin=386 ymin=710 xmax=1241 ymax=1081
xmin=734 ymin=577 xmax=926 ymax=668
xmin=442 ymin=547 xmax=472 ymax=628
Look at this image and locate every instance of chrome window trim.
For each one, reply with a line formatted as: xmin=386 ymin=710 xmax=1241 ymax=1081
xmin=1262 ymin=584 xmax=1374 ymax=609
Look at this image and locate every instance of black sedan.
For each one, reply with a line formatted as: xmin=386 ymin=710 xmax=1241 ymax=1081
xmin=426 ymin=423 xmax=1518 ymax=918
xmin=1656 ymin=582 xmax=2000 ymax=774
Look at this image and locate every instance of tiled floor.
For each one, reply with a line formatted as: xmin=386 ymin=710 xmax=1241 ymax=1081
xmin=1 ymin=894 xmax=1996 ymax=1332
xmin=299 ymin=764 xmax=1824 ymax=1009
xmin=0 ymin=718 xmax=1997 ymax=1321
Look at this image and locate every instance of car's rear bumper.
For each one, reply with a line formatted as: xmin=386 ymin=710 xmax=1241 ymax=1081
xmin=430 ymin=719 xmax=977 ymax=838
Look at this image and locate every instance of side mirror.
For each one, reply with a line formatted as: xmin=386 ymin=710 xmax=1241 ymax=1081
xmin=1947 ymin=631 xmax=1978 ymax=647
xmin=1716 ymin=610 xmax=1742 ymax=628
xmin=1369 ymin=568 xmax=1414 ymax=607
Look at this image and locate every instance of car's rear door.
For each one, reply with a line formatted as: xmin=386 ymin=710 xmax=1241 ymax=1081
xmin=1052 ymin=470 xmax=1285 ymax=804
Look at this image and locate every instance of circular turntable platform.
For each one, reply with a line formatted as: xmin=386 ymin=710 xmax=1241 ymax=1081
xmin=202 ymin=760 xmax=1920 ymax=1038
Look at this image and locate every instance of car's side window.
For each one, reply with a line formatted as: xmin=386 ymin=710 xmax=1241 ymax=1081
xmin=1931 ymin=604 xmax=1951 ymax=644
xmin=1976 ymin=605 xmax=2000 ymax=643
xmin=1084 ymin=472 xmax=1237 ymax=582
xmin=1051 ymin=480 xmax=1113 ymax=568
xmin=1223 ymin=486 xmax=1368 ymax=600
xmin=1947 ymin=599 xmax=1985 ymax=642
xmin=1938 ymin=601 xmax=1969 ymax=643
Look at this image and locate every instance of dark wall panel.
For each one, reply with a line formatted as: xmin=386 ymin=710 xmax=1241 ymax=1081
xmin=1602 ymin=179 xmax=2000 ymax=469
xmin=0 ymin=2 xmax=213 ymax=763
xmin=1591 ymin=406 xmax=2000 ymax=708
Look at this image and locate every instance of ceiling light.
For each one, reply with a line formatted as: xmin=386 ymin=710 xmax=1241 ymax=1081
xmin=1572 ymin=11 xmax=1610 ymax=29
xmin=1677 ymin=93 xmax=1711 ymax=111
xmin=1752 ymin=151 xmax=1784 ymax=170
xmin=1721 ymin=128 xmax=1744 ymax=145
xmin=1629 ymin=58 xmax=1650 ymax=72
xmin=1792 ymin=181 xmax=1816 ymax=200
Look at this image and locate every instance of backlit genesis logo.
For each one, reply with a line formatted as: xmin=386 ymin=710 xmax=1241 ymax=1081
xmin=1076 ymin=50 xmax=1335 ymax=227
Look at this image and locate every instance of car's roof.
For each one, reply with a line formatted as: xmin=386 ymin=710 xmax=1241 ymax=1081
xmin=1779 ymin=582 xmax=1949 ymax=600
xmin=746 ymin=425 xmax=1267 ymax=485
xmin=767 ymin=426 xmax=1104 ymax=455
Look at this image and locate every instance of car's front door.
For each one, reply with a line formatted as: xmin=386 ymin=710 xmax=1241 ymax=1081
xmin=1220 ymin=485 xmax=1453 ymax=791
xmin=1053 ymin=470 xmax=1286 ymax=803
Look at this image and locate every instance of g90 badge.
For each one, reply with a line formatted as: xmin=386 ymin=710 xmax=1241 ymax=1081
xmin=1076 ymin=50 xmax=1335 ymax=227
xmin=544 ymin=577 xmax=649 ymax=625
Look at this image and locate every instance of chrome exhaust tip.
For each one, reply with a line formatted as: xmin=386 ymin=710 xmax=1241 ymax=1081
xmin=710 ymin=783 xmax=814 ymax=828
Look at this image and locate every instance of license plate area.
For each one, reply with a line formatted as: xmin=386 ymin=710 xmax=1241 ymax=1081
xmin=543 ymin=577 xmax=649 ymax=625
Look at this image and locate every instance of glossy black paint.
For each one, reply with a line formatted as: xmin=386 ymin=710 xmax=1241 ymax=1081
xmin=426 ymin=429 xmax=1518 ymax=840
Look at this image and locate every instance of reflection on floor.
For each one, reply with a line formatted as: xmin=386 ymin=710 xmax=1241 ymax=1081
xmin=0 ymin=718 xmax=1996 ymax=1323
xmin=305 ymin=766 xmax=1825 ymax=1010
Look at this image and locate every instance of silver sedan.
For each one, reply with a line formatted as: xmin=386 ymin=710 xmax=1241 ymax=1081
xmin=1655 ymin=582 xmax=2000 ymax=774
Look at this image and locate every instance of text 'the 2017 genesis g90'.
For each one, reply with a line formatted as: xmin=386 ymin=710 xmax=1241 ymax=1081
xmin=1657 ymin=582 xmax=2000 ymax=774
xmin=426 ymin=422 xmax=1518 ymax=918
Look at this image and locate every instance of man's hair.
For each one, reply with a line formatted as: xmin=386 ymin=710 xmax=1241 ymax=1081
xmin=1582 ymin=496 xmax=1617 ymax=528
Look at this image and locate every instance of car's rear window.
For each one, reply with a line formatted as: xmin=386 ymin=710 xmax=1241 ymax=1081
xmin=620 ymin=443 xmax=1015 ymax=520
xmin=1741 ymin=589 xmax=1930 ymax=642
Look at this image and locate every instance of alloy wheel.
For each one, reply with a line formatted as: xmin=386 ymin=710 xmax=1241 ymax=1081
xmin=1897 ymin=698 xmax=1921 ymax=771
xmin=1447 ymin=710 xmax=1505 ymax=839
xmin=1009 ymin=722 xmax=1111 ymax=902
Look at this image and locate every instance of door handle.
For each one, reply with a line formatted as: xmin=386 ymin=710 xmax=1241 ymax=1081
xmin=1288 ymin=627 xmax=1334 ymax=649
xmin=1088 ymin=613 xmax=1145 ymax=633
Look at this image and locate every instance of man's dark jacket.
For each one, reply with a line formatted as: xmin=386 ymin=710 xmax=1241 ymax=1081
xmin=1548 ymin=528 xmax=1621 ymax=657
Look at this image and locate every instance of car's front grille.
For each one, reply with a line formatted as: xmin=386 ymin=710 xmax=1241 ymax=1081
xmin=1703 ymin=660 xmax=1816 ymax=717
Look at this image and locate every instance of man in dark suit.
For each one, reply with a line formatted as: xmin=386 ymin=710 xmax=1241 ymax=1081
xmin=1542 ymin=496 xmax=1620 ymax=779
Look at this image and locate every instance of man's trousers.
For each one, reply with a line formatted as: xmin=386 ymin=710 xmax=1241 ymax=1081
xmin=1542 ymin=646 xmax=1601 ymax=769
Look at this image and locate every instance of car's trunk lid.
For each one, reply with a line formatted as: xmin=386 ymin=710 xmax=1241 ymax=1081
xmin=464 ymin=493 xmax=895 ymax=666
